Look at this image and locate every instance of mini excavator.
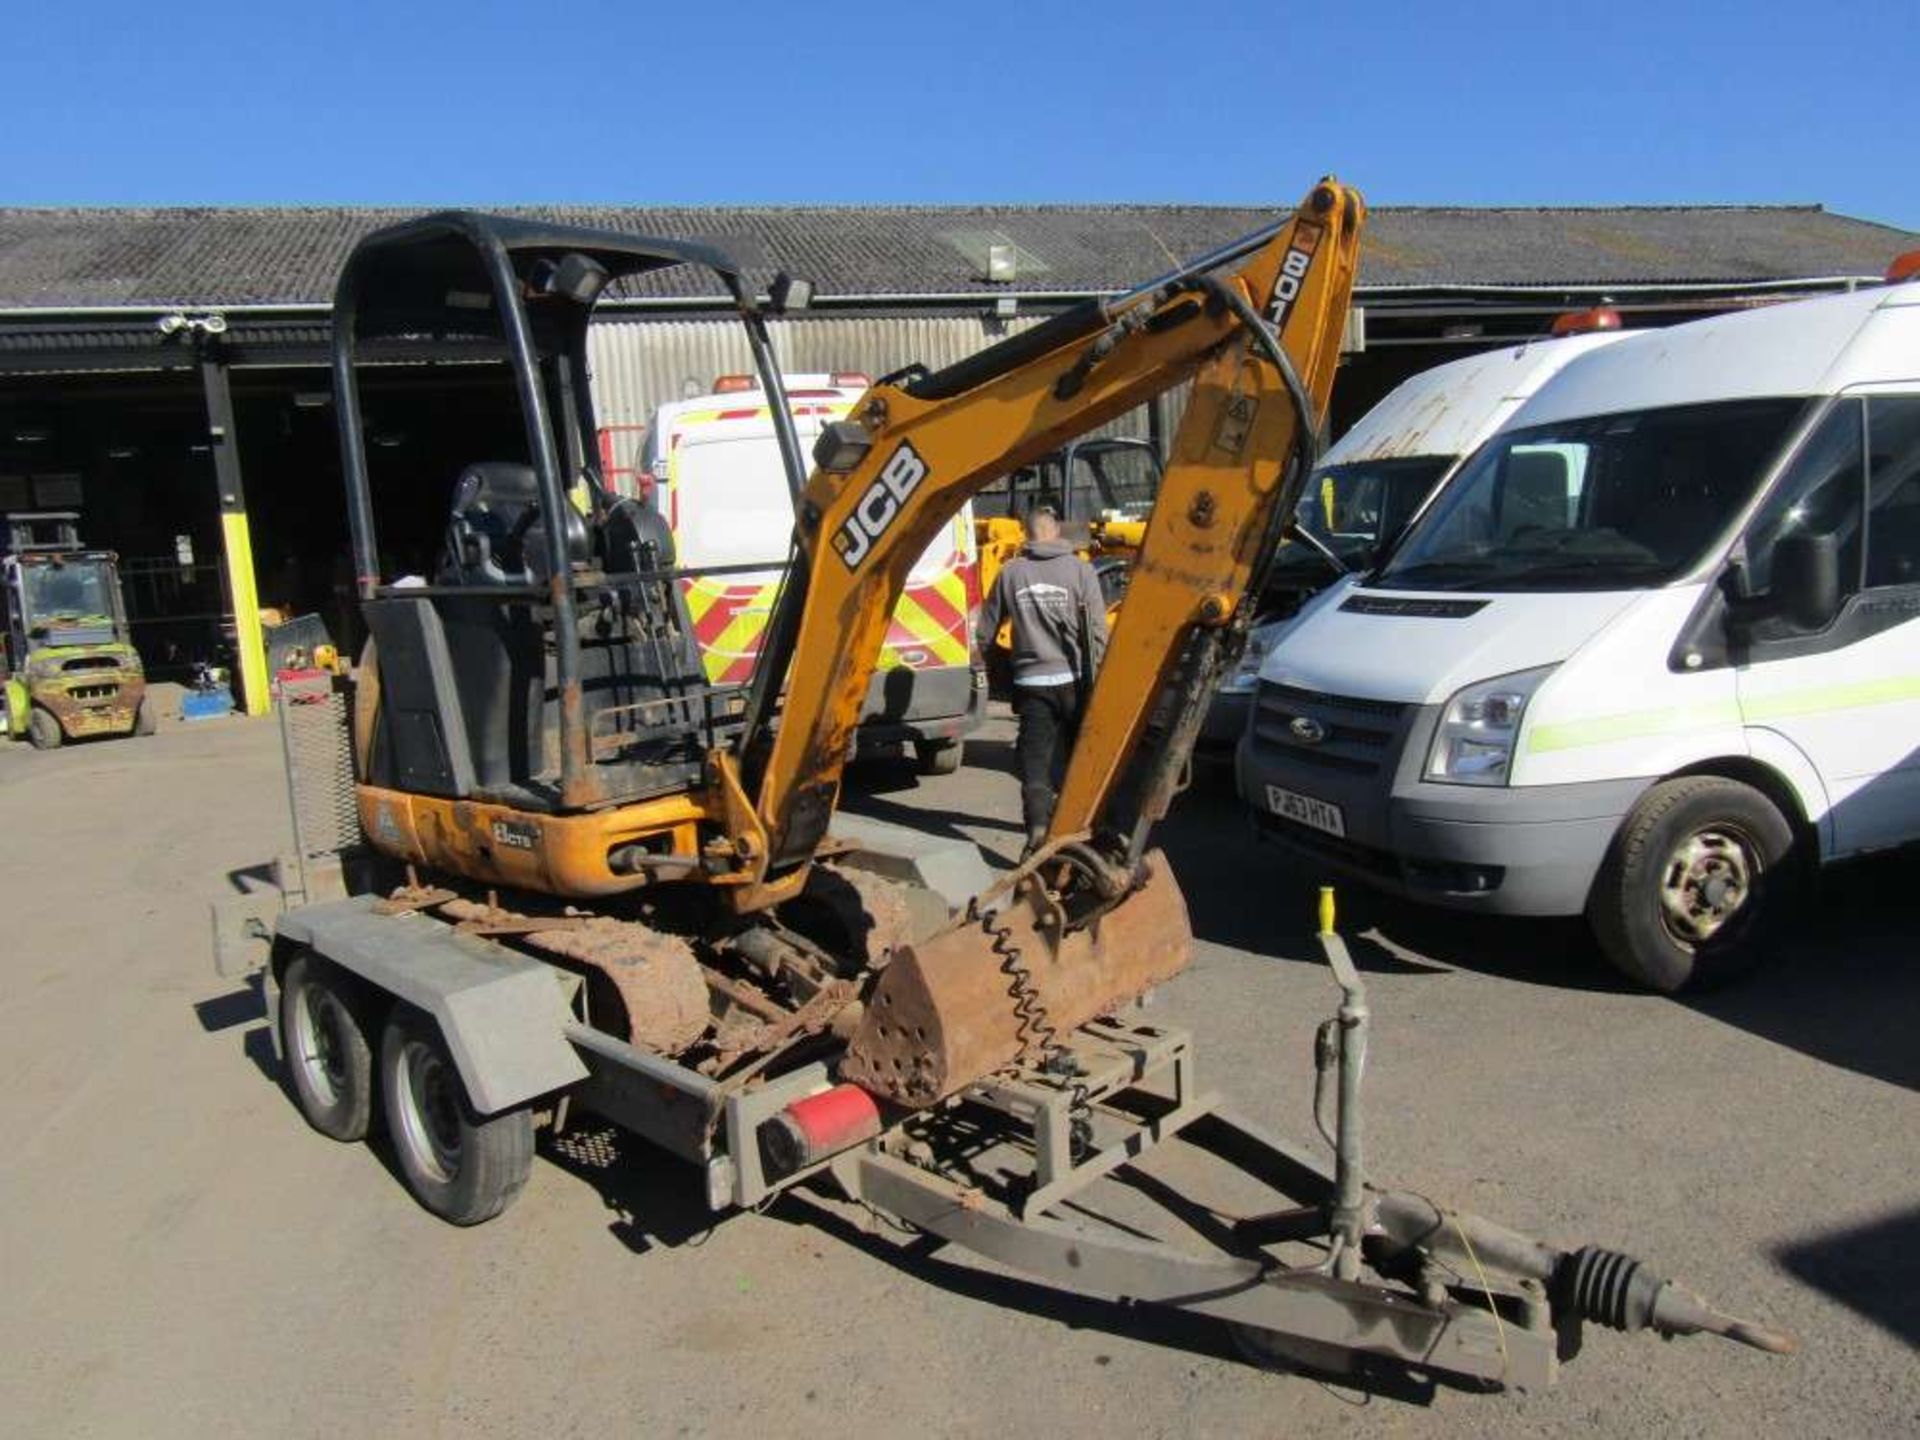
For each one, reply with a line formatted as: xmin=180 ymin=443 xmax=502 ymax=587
xmin=242 ymin=178 xmax=1794 ymax=1391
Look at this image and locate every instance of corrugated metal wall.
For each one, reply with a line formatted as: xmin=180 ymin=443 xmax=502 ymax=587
xmin=587 ymin=313 xmax=1159 ymax=440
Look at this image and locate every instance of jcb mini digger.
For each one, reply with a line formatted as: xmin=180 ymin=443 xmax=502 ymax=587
xmin=225 ymin=178 xmax=1794 ymax=1391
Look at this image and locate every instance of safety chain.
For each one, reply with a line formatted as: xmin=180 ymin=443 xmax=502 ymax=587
xmin=970 ymin=895 xmax=1054 ymax=1061
xmin=966 ymin=896 xmax=1094 ymax=1159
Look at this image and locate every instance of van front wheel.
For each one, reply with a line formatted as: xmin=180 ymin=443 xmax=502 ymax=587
xmin=1588 ymin=776 xmax=1795 ymax=994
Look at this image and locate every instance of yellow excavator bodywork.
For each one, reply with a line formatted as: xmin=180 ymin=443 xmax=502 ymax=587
xmin=339 ymin=181 xmax=1362 ymax=1099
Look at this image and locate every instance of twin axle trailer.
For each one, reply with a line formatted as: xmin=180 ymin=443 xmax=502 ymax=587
xmin=214 ymin=671 xmax=1792 ymax=1394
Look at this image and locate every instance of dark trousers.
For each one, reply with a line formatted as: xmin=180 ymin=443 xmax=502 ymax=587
xmin=1013 ymin=681 xmax=1081 ymax=844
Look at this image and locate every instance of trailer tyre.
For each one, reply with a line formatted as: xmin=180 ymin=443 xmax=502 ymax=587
xmin=27 ymin=707 xmax=62 ymax=750
xmin=1588 ymin=776 xmax=1795 ymax=994
xmin=915 ymin=738 xmax=964 ymax=776
xmin=280 ymin=953 xmax=376 ymax=1142
xmin=134 ymin=699 xmax=156 ymax=736
xmin=381 ymin=1007 xmax=533 ymax=1226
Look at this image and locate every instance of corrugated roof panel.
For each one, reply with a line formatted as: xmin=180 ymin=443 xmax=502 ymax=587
xmin=0 ymin=203 xmax=1913 ymax=311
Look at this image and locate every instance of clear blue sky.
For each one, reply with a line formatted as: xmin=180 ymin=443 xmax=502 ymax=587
xmin=4 ymin=0 xmax=1915 ymax=231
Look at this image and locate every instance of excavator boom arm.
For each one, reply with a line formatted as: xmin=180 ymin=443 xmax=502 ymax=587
xmin=735 ymin=179 xmax=1365 ymax=908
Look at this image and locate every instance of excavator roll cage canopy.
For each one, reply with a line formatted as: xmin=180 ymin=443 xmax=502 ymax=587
xmin=330 ymin=213 xmax=814 ymax=812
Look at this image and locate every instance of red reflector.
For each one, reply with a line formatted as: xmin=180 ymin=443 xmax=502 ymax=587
xmin=1888 ymin=250 xmax=1920 ymax=284
xmin=712 ymin=374 xmax=757 ymax=393
xmin=1550 ymin=306 xmax=1623 ymax=337
xmin=761 ymin=1084 xmax=883 ymax=1176
xmin=830 ymin=371 xmax=871 ymax=389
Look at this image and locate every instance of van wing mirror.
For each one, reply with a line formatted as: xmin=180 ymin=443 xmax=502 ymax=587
xmin=1771 ymin=531 xmax=1842 ymax=631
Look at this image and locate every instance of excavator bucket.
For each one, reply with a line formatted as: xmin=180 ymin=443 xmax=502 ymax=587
xmin=840 ymin=850 xmax=1192 ymax=1107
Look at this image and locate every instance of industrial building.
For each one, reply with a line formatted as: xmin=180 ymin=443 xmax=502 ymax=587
xmin=0 ymin=200 xmax=1913 ymax=712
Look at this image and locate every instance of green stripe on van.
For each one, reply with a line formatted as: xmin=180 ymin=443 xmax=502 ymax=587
xmin=1740 ymin=673 xmax=1920 ymax=720
xmin=1526 ymin=674 xmax=1920 ymax=755
xmin=1526 ymin=700 xmax=1742 ymax=755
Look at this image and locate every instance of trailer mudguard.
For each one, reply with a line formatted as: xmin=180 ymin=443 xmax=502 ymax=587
xmin=274 ymin=895 xmax=588 ymax=1115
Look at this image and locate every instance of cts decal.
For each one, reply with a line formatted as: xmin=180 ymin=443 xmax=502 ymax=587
xmin=833 ymin=442 xmax=928 ymax=571
xmin=490 ymin=818 xmax=539 ymax=852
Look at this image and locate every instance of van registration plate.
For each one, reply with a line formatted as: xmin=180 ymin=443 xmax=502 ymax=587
xmin=1265 ymin=784 xmax=1346 ymax=838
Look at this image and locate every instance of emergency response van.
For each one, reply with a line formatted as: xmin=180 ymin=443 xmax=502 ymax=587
xmin=1238 ymin=279 xmax=1920 ymax=991
xmin=610 ymin=375 xmax=983 ymax=774
xmin=1206 ymin=323 xmax=1630 ymax=743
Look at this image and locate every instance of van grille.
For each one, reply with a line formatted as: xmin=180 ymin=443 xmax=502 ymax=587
xmin=1249 ymin=681 xmax=1408 ymax=778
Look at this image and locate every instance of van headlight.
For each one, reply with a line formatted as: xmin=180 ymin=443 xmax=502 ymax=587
xmin=1424 ymin=665 xmax=1554 ymax=786
xmin=1221 ymin=617 xmax=1293 ymax=694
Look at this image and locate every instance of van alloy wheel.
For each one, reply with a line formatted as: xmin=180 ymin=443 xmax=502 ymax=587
xmin=1588 ymin=775 xmax=1795 ymax=993
xmin=1656 ymin=825 xmax=1757 ymax=945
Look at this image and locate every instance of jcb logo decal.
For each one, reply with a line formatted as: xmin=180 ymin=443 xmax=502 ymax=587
xmin=834 ymin=442 xmax=928 ymax=571
xmin=1264 ymin=222 xmax=1322 ymax=334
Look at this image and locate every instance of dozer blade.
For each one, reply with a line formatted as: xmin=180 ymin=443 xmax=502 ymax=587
xmin=840 ymin=849 xmax=1192 ymax=1107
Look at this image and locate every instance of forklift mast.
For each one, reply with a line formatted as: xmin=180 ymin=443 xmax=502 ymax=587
xmin=5 ymin=511 xmax=85 ymax=554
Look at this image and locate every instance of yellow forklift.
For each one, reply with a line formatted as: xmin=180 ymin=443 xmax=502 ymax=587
xmin=2 ymin=513 xmax=150 ymax=748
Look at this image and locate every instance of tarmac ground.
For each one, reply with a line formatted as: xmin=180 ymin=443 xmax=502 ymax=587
xmin=1 ymin=698 xmax=1913 ymax=1438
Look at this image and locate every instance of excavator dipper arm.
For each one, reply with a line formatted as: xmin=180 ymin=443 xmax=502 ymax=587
xmin=730 ymin=179 xmax=1364 ymax=917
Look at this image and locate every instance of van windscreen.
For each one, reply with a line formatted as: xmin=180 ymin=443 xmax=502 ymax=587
xmin=1372 ymin=399 xmax=1807 ymax=592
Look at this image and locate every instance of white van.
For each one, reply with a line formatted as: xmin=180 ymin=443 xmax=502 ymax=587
xmin=1237 ymin=280 xmax=1920 ymax=991
xmin=616 ymin=375 xmax=984 ymax=773
xmin=1205 ymin=325 xmax=1628 ymax=743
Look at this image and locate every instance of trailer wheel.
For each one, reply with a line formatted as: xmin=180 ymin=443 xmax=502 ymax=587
xmin=280 ymin=952 xmax=376 ymax=1142
xmin=1587 ymin=776 xmax=1795 ymax=994
xmin=381 ymin=1007 xmax=532 ymax=1226
xmin=27 ymin=708 xmax=62 ymax=750
xmin=134 ymin=699 xmax=156 ymax=736
xmin=915 ymin=738 xmax=964 ymax=776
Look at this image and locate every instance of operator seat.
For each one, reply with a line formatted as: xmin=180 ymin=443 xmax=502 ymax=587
xmin=441 ymin=461 xmax=590 ymax=586
xmin=422 ymin=463 xmax=550 ymax=799
xmin=366 ymin=462 xmax=722 ymax=808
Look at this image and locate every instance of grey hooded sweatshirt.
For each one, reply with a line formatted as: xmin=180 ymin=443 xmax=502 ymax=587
xmin=979 ymin=538 xmax=1110 ymax=687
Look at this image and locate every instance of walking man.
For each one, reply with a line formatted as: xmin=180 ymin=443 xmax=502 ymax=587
xmin=978 ymin=505 xmax=1109 ymax=856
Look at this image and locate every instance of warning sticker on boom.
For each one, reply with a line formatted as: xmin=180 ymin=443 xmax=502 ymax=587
xmin=1212 ymin=393 xmax=1260 ymax=458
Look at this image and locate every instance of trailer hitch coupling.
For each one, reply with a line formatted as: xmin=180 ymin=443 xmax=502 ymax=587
xmin=1553 ymin=1244 xmax=1799 ymax=1355
xmin=1313 ymin=888 xmax=1797 ymax=1362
